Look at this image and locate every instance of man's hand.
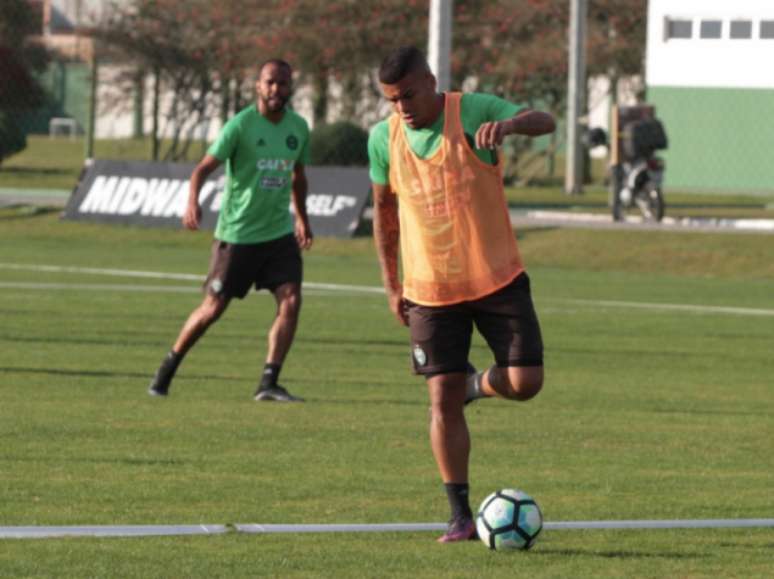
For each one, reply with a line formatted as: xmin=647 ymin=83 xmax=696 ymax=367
xmin=475 ymin=120 xmax=509 ymax=150
xmin=182 ymin=201 xmax=202 ymax=230
xmin=387 ymin=286 xmax=409 ymax=327
xmin=295 ymin=219 xmax=314 ymax=250
xmin=184 ymin=154 xmax=221 ymax=230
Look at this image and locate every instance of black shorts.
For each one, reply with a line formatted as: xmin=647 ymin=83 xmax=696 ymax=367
xmin=407 ymin=273 xmax=543 ymax=376
xmin=203 ymin=234 xmax=302 ymax=299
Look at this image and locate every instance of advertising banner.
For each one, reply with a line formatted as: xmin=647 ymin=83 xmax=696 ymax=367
xmin=62 ymin=160 xmax=371 ymax=238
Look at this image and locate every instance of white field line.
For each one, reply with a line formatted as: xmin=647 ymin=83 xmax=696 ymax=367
xmin=1 ymin=262 xmax=773 ymax=316
xmin=562 ymin=298 xmax=774 ymax=318
xmin=1 ymin=518 xmax=774 ymax=539
xmin=0 ymin=282 xmax=202 ymax=293
xmin=0 ymin=262 xmax=384 ymax=294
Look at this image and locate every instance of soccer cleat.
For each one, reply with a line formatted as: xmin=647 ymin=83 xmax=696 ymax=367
xmin=148 ymin=352 xmax=181 ymax=397
xmin=437 ymin=516 xmax=477 ymax=543
xmin=254 ymin=384 xmax=304 ymax=402
xmin=148 ymin=373 xmax=171 ymax=397
xmin=147 ymin=366 xmax=174 ymax=396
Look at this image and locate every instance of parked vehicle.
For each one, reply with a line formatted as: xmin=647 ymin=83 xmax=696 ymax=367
xmin=609 ymin=117 xmax=669 ymax=222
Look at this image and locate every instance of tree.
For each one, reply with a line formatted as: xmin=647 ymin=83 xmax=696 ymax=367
xmin=94 ymin=0 xmax=285 ymax=160
xmin=587 ymin=0 xmax=648 ymax=103
xmin=0 ymin=0 xmax=49 ymax=164
xmin=451 ymin=0 xmax=647 ymax=182
xmin=272 ymin=0 xmax=427 ymax=126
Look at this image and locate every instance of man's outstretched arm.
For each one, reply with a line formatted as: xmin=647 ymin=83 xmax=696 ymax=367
xmin=475 ymin=110 xmax=556 ymax=149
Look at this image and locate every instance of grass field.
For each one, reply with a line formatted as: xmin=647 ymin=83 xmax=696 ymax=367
xmin=0 ymin=207 xmax=773 ymax=578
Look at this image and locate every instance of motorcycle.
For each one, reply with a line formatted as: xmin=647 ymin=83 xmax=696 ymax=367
xmin=585 ymin=115 xmax=668 ymax=223
xmin=609 ymin=154 xmax=666 ymax=222
xmin=609 ymin=116 xmax=668 ymax=222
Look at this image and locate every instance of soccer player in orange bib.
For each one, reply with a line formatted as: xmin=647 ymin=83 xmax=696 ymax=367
xmin=368 ymin=46 xmax=556 ymax=542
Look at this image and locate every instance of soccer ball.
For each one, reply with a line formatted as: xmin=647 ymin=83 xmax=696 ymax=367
xmin=476 ymin=488 xmax=543 ymax=550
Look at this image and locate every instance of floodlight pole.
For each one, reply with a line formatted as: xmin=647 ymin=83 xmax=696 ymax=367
xmin=85 ymin=49 xmax=98 ymax=161
xmin=428 ymin=0 xmax=453 ymax=92
xmin=565 ymin=0 xmax=587 ymax=195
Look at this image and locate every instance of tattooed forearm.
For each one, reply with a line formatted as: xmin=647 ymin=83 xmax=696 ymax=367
xmin=372 ymin=184 xmax=401 ymax=292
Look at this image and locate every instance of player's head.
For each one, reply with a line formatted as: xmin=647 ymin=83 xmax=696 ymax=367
xmin=256 ymin=58 xmax=293 ymax=114
xmin=378 ymin=46 xmax=439 ymax=129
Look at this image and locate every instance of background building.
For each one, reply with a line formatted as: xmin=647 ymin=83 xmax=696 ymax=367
xmin=647 ymin=0 xmax=774 ymax=194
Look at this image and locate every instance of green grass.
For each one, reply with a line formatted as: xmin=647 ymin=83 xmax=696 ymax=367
xmin=0 ymin=136 xmax=205 ymax=190
xmin=0 ymin=209 xmax=773 ymax=577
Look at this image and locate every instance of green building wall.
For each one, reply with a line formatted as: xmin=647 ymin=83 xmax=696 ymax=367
xmin=23 ymin=62 xmax=90 ymax=135
xmin=647 ymin=86 xmax=774 ymax=195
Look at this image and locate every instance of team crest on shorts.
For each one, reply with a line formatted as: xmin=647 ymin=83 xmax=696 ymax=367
xmin=210 ymin=278 xmax=224 ymax=294
xmin=413 ymin=345 xmax=427 ymax=367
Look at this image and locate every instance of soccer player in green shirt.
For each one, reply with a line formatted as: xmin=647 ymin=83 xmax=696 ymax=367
xmin=148 ymin=59 xmax=312 ymax=402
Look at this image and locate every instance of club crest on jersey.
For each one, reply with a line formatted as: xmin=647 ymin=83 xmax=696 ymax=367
xmin=413 ymin=345 xmax=427 ymax=367
xmin=286 ymin=135 xmax=298 ymax=150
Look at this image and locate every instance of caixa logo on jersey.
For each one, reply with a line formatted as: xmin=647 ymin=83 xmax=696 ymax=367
xmin=63 ymin=160 xmax=371 ymax=238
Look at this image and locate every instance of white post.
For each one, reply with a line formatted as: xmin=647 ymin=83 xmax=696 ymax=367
xmin=428 ymin=0 xmax=453 ymax=91
xmin=565 ymin=0 xmax=587 ymax=195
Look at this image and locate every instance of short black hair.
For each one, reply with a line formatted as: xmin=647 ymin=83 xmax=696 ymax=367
xmin=259 ymin=58 xmax=292 ymax=76
xmin=378 ymin=46 xmax=430 ymax=84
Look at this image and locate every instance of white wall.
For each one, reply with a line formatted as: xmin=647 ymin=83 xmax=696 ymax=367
xmin=647 ymin=0 xmax=774 ymax=89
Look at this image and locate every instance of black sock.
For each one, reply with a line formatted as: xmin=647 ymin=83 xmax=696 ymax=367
xmin=160 ymin=350 xmax=183 ymax=377
xmin=260 ymin=363 xmax=281 ymax=388
xmin=444 ymin=482 xmax=472 ymax=520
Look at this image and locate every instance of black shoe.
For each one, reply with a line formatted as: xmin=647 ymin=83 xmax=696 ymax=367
xmin=148 ymin=352 xmax=180 ymax=397
xmin=148 ymin=371 xmax=172 ymax=396
xmin=254 ymin=384 xmax=304 ymax=402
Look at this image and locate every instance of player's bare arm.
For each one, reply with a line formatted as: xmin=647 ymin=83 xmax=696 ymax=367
xmin=291 ymin=162 xmax=313 ymax=250
xmin=184 ymin=155 xmax=221 ymax=230
xmin=475 ymin=110 xmax=556 ymax=149
xmin=372 ymin=183 xmax=407 ymax=326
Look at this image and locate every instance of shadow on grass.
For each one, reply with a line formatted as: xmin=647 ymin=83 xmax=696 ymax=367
xmin=0 ymin=366 xmax=244 ymax=383
xmin=0 ymin=455 xmax=187 ymax=467
xmin=0 ymin=334 xmax=407 ymax=353
xmin=298 ymin=336 xmax=405 ymax=348
xmin=534 ymin=547 xmax=705 ymax=560
xmin=0 ymin=334 xmax=180 ymax=348
xmin=0 ymin=166 xmax=73 ymax=176
xmin=302 ymin=397 xmax=422 ymax=407
xmin=0 ymin=206 xmax=62 ymax=220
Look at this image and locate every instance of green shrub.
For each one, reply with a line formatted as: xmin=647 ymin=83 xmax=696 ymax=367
xmin=0 ymin=111 xmax=27 ymax=164
xmin=309 ymin=121 xmax=369 ymax=166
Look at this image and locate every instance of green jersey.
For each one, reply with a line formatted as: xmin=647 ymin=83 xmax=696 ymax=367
xmin=208 ymin=104 xmax=310 ymax=244
xmin=368 ymin=92 xmax=522 ymax=185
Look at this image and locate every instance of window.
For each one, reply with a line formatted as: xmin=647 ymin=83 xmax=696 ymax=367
xmin=699 ymin=20 xmax=722 ymax=39
xmin=665 ymin=18 xmax=693 ymax=40
xmin=760 ymin=20 xmax=774 ymax=39
xmin=729 ymin=20 xmax=752 ymax=39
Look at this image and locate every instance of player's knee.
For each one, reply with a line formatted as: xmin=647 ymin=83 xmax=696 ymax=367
xmin=503 ymin=367 xmax=543 ymax=401
xmin=276 ymin=286 xmax=302 ymax=317
xmin=430 ymin=399 xmax=465 ymax=423
xmin=199 ymin=297 xmax=227 ymax=324
xmin=428 ymin=383 xmax=466 ymax=421
xmin=509 ymin=380 xmax=542 ymax=401
xmin=279 ymin=293 xmax=301 ymax=318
